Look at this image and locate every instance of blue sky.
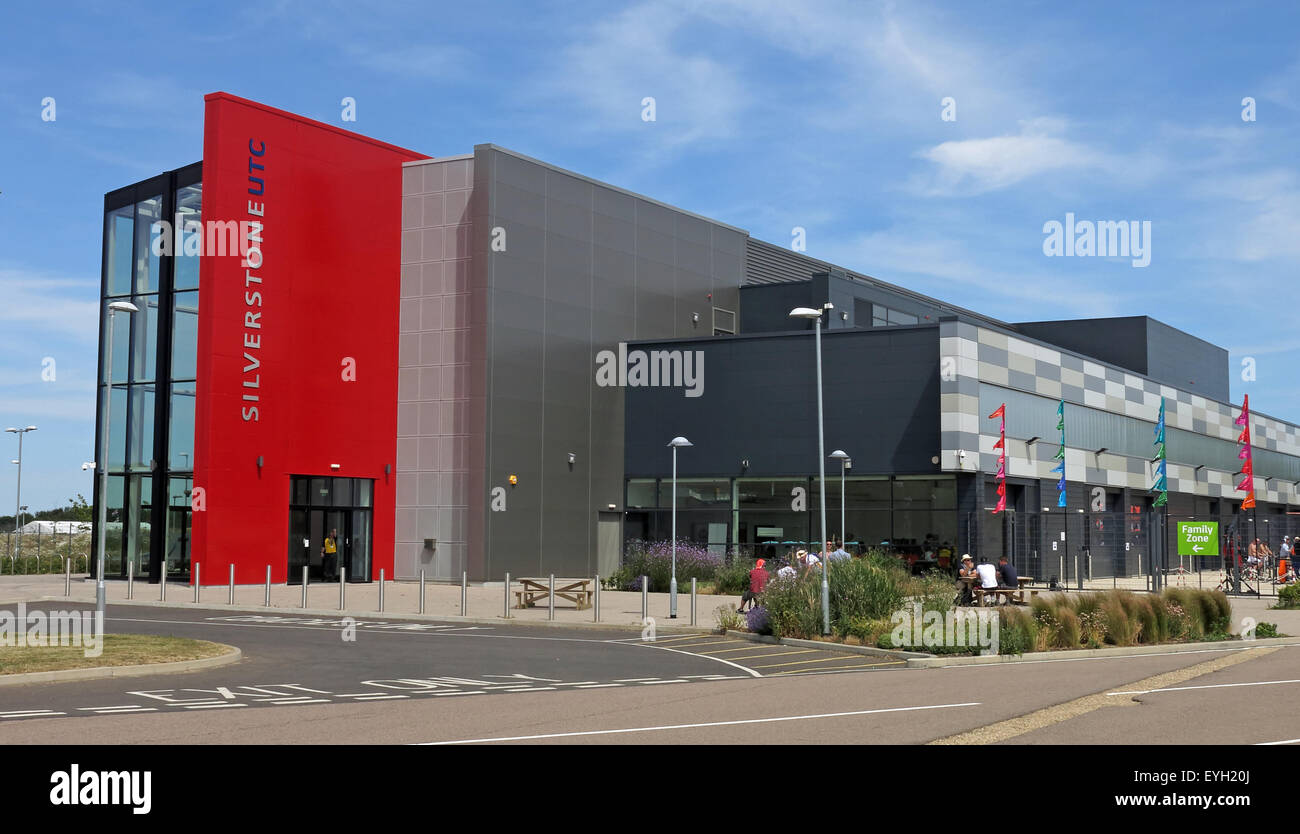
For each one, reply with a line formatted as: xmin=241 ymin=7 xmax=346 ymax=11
xmin=1 ymin=0 xmax=1297 ymax=513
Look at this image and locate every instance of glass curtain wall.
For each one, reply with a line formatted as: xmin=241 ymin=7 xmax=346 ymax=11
xmin=94 ymin=165 xmax=201 ymax=582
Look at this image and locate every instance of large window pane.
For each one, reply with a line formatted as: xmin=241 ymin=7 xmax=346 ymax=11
xmin=171 ymin=291 xmax=199 ymax=380
xmin=134 ymin=196 xmax=162 ymax=294
xmin=128 ymin=385 xmax=155 ymax=468
xmin=105 ymin=206 xmax=134 ymax=297
xmin=626 ymin=479 xmax=657 ymax=509
xmin=101 ymin=306 xmax=131 ymax=383
xmin=100 ymin=385 xmax=128 ymax=470
xmin=168 ymin=385 xmax=196 ymax=470
xmin=129 ymin=295 xmax=160 ymax=383
xmin=737 ymin=478 xmax=808 ymax=509
xmin=664 ymin=478 xmax=729 ymax=508
xmin=174 ymin=184 xmax=202 ymax=290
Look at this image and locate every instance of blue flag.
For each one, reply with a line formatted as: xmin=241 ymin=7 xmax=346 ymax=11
xmin=1057 ymin=492 xmax=1067 ymax=508
xmin=1050 ymin=460 xmax=1065 ymax=474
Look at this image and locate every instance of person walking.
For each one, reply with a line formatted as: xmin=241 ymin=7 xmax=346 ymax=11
xmin=739 ymin=559 xmax=770 ymax=613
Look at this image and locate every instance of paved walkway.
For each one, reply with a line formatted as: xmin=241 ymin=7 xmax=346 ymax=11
xmin=0 ymin=574 xmax=742 ymax=630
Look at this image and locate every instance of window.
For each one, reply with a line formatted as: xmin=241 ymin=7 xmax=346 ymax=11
xmin=712 ymin=307 xmax=736 ymax=335
xmin=171 ymin=291 xmax=199 ymax=380
xmin=871 ymin=303 xmax=919 ymax=327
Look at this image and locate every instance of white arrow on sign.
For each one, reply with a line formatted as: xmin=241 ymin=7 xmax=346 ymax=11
xmin=1193 ymin=544 xmax=1203 ymax=553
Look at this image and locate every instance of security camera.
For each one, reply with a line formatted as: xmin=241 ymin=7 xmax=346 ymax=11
xmin=567 ymin=452 xmax=576 ymax=465
xmin=957 ymin=449 xmax=966 ymax=459
xmin=81 ymin=461 xmax=96 ymax=471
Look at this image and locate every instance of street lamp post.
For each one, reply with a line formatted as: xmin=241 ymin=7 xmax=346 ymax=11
xmin=790 ymin=304 xmax=833 ymax=635
xmin=95 ymin=301 xmax=139 ymax=624
xmin=5 ymin=426 xmax=37 ymax=560
xmin=830 ymin=450 xmax=850 ymax=550
xmin=667 ymin=436 xmax=693 ymax=619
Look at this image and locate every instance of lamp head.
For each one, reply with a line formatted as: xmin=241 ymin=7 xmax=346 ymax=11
xmin=668 ymin=436 xmax=693 ymax=448
xmin=788 ymin=307 xmax=822 ymax=320
xmin=107 ymin=301 xmax=139 ymax=314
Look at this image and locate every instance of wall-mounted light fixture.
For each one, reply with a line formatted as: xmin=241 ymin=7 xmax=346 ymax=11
xmin=256 ymin=455 xmax=264 ymax=470
xmin=330 ymin=463 xmax=341 ymax=471
xmin=567 ymin=452 xmax=576 ymax=466
xmin=1026 ymin=436 xmax=1040 ymax=445
xmin=691 ymin=312 xmax=699 ymax=325
xmin=1194 ymin=464 xmax=1205 ymax=472
xmin=607 ymin=503 xmax=616 ymax=510
xmin=1095 ymin=447 xmax=1108 ymax=455
xmin=839 ymin=311 xmax=848 ymax=321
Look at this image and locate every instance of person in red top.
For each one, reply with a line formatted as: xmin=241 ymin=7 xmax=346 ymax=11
xmin=739 ymin=559 xmax=770 ymax=613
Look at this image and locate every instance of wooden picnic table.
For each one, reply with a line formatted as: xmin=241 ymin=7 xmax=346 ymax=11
xmin=514 ymin=577 xmax=594 ymax=610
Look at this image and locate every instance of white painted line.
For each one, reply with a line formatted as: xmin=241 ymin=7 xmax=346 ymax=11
xmin=503 ymin=687 xmax=556 ymax=693
xmin=182 ymin=703 xmax=248 ymax=710
xmin=418 ymin=702 xmax=982 ymax=745
xmin=553 ymin=681 xmax=600 ymax=686
xmin=352 ymin=695 xmax=410 ymax=700
xmin=944 ymin=644 xmax=1299 ymax=669
xmin=639 ymin=679 xmax=688 ymax=685
xmin=1 ymin=711 xmax=66 ymax=718
xmin=575 ymin=683 xmax=623 ymax=689
xmin=633 ymin=641 xmax=763 ymax=678
xmin=614 ymin=677 xmax=661 ymax=682
xmin=77 ymin=705 xmax=143 ymax=711
xmin=91 ymin=708 xmax=157 ymax=714
xmin=0 ymin=709 xmax=61 ymax=716
xmin=1108 ymin=678 xmax=1300 ymax=697
xmin=272 ymin=699 xmax=331 ymax=705
xmin=1258 ymin=738 xmax=1300 ymax=745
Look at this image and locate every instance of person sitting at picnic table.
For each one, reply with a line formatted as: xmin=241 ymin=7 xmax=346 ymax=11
xmin=996 ymin=555 xmax=1019 ymax=590
xmin=739 ymin=558 xmax=770 ymax=613
xmin=975 ymin=557 xmax=1000 ymax=602
xmin=955 ymin=554 xmax=977 ymax=605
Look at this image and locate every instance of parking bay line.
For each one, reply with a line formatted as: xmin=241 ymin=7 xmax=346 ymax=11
xmin=766 ymin=661 xmax=904 ymax=674
xmin=417 ymin=702 xmax=981 ymax=745
xmin=632 ymin=642 xmax=762 ymax=678
xmin=1107 ymin=677 xmax=1300 ymax=697
xmin=707 ymin=649 xmax=818 ymax=661
xmin=749 ymin=654 xmax=886 ymax=669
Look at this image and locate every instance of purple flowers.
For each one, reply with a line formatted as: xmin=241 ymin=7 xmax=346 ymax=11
xmin=745 ymin=606 xmax=771 ymax=635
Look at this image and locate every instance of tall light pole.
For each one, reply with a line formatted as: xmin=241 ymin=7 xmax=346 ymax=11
xmin=830 ymin=450 xmax=850 ymax=551
xmin=6 ymin=426 xmax=37 ymax=559
xmin=667 ymin=436 xmax=692 ymax=619
xmin=790 ymin=304 xmax=833 ymax=635
xmin=96 ymin=301 xmax=138 ymax=623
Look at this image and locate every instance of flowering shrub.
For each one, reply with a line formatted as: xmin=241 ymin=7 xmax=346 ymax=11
xmin=612 ymin=540 xmax=723 ymax=592
xmin=745 ymin=606 xmax=772 ymax=635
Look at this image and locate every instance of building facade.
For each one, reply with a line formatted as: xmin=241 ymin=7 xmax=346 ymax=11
xmin=93 ymin=93 xmax=1300 ymax=585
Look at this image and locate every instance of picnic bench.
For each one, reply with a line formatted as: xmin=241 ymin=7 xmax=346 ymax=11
xmin=514 ymin=577 xmax=594 ymax=610
xmin=971 ymin=576 xmax=1039 ymax=606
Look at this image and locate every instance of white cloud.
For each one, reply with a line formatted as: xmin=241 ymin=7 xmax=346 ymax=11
xmin=911 ymin=118 xmax=1110 ymax=196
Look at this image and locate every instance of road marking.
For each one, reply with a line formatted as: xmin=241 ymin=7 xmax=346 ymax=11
xmin=1 ymin=711 xmax=66 ymax=718
xmin=717 ymin=649 xmax=818 ymax=661
xmin=1258 ymin=738 xmax=1300 ymax=745
xmin=638 ymin=679 xmax=688 ymax=685
xmin=432 ymin=691 xmax=484 ymax=697
xmin=553 ymin=681 xmax=600 ymax=686
xmin=632 ymin=641 xmax=763 ymax=678
xmin=183 ymin=703 xmax=249 ymax=710
xmin=503 ymin=687 xmax=557 ymax=693
xmin=767 ymin=663 xmax=901 ymax=675
xmin=614 ymin=677 xmax=661 ymax=682
xmin=698 ymin=645 xmax=807 ymax=655
xmin=272 ymin=699 xmax=331 ymax=706
xmin=352 ymin=694 xmax=410 ymax=700
xmin=417 ymin=702 xmax=981 ymax=745
xmin=940 ymin=643 xmax=1300 ymax=669
xmin=748 ymin=654 xmax=875 ymax=669
xmin=1107 ymin=677 xmax=1300 ymax=696
xmin=930 ymin=647 xmax=1278 ymax=745
xmin=575 ymin=683 xmax=623 ymax=689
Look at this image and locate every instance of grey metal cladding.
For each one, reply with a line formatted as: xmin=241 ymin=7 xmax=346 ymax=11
xmin=1034 ymin=360 xmax=1062 ymax=382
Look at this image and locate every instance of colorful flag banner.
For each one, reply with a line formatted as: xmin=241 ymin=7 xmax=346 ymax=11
xmin=1056 ymin=399 xmax=1067 ymax=512
xmin=1235 ymin=394 xmax=1256 ymax=509
xmin=991 ymin=402 xmax=1007 ymax=513
xmin=1151 ymin=398 xmax=1168 ymax=509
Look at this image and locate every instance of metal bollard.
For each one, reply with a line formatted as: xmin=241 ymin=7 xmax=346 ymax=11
xmin=127 ymin=560 xmax=134 ymax=600
xmin=641 ymin=576 xmax=648 ymax=621
xmin=594 ymin=574 xmax=600 ymax=623
xmin=503 ymin=572 xmax=510 ymax=619
xmin=65 ymin=557 xmax=71 ymax=596
xmin=461 ymin=571 xmax=468 ymax=617
xmin=194 ymin=563 xmax=201 ymax=603
xmin=379 ymin=569 xmax=385 ymax=612
xmin=228 ymin=563 xmax=235 ymax=605
xmin=301 ymin=566 xmax=308 ymax=608
xmin=160 ymin=565 xmax=166 ymax=601
xmin=339 ymin=567 xmax=346 ymax=610
xmin=548 ymin=574 xmax=555 ymax=621
xmin=691 ymin=577 xmax=697 ymax=626
xmin=419 ymin=570 xmax=426 ymax=615
xmin=265 ymin=565 xmax=271 ymax=607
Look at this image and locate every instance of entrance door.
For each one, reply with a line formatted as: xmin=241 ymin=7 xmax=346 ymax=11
xmin=287 ymin=476 xmax=374 ymax=583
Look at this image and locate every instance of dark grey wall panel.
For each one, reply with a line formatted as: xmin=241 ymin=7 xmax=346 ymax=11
xmin=477 ymin=145 xmax=748 ymax=579
xmin=624 ymin=326 xmax=942 ymax=479
xmin=1146 ymin=318 xmax=1229 ymax=401
xmin=1013 ymin=317 xmax=1149 ymax=375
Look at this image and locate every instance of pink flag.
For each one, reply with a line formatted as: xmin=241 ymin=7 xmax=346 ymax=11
xmin=996 ymin=464 xmax=1005 ymax=479
xmin=1238 ymin=446 xmax=1250 ymax=460
xmin=1236 ymin=477 xmax=1252 ymax=492
xmin=1235 ymin=395 xmax=1249 ymax=426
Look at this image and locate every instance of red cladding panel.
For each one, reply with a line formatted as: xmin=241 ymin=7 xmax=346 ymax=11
xmin=193 ymin=93 xmax=426 ymax=584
